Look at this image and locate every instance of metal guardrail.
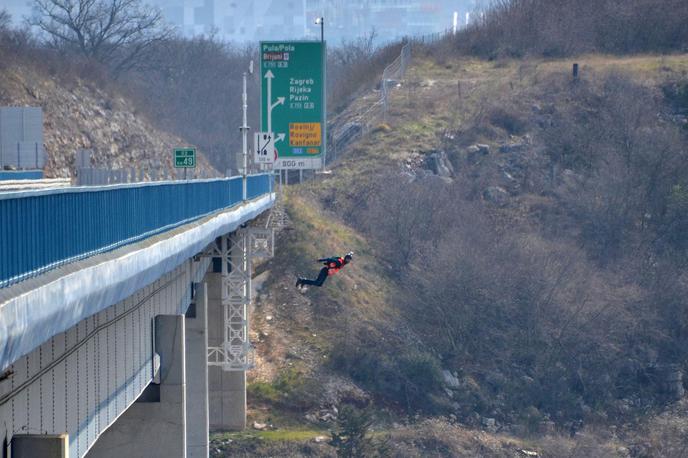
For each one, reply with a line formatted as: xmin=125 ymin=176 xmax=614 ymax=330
xmin=0 ymin=173 xmax=273 ymax=289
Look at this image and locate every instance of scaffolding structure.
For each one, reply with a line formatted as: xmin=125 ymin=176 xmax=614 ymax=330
xmin=207 ymin=228 xmax=274 ymax=370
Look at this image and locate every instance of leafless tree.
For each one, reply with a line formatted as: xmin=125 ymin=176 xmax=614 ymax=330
xmin=0 ymin=9 xmax=10 ymax=30
xmin=29 ymin=0 xmax=172 ymax=75
xmin=117 ymin=36 xmax=256 ymax=172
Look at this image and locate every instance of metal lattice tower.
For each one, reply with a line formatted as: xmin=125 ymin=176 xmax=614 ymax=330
xmin=207 ymin=228 xmax=273 ymax=371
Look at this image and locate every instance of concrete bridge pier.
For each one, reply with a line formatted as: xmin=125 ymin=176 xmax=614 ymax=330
xmin=87 ymin=315 xmax=187 ymax=458
xmin=186 ymin=282 xmax=210 ymax=457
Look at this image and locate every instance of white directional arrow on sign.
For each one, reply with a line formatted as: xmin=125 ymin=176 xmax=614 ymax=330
xmin=265 ymin=70 xmax=287 ymax=160
xmin=265 ymin=70 xmax=280 ymax=135
xmin=271 ymin=97 xmax=285 ymax=111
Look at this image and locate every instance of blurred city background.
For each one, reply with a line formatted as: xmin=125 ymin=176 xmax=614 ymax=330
xmin=3 ymin=0 xmax=489 ymax=44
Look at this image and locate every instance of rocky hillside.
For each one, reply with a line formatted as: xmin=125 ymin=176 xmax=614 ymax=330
xmin=216 ymin=53 xmax=688 ymax=457
xmin=0 ymin=62 xmax=218 ymax=178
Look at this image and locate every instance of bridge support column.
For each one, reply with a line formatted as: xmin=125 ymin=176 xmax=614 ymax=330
xmin=185 ymin=283 xmax=209 ymax=457
xmin=87 ymin=315 xmax=187 ymax=458
xmin=11 ymin=434 xmax=69 ymax=457
xmin=207 ymin=271 xmax=247 ymax=431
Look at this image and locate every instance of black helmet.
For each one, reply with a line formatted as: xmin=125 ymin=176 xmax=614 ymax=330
xmin=344 ymin=251 xmax=354 ymax=261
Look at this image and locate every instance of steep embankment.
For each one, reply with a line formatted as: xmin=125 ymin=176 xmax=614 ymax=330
xmin=0 ymin=63 xmax=217 ymax=178
xmin=216 ymin=53 xmax=688 ymax=457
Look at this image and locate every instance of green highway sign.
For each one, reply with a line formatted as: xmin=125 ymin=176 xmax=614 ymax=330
xmin=174 ymin=148 xmax=196 ymax=168
xmin=260 ymin=41 xmax=325 ymax=170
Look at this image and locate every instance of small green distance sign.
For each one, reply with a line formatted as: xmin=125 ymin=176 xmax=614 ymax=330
xmin=174 ymin=148 xmax=196 ymax=168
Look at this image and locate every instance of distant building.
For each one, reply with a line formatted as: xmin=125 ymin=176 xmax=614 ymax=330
xmin=303 ymin=0 xmax=456 ymax=43
xmin=148 ymin=0 xmax=307 ymax=42
xmin=147 ymin=0 xmax=482 ymax=44
xmin=4 ymin=0 xmax=492 ymax=44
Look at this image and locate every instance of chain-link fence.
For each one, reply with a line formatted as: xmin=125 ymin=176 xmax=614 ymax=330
xmin=329 ymin=41 xmax=412 ymax=161
xmin=381 ymin=42 xmax=412 ymax=118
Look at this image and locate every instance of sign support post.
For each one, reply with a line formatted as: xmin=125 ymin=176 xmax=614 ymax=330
xmin=322 ymin=40 xmax=327 ymax=171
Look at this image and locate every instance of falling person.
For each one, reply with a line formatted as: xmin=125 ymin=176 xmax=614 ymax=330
xmin=296 ymin=252 xmax=353 ymax=289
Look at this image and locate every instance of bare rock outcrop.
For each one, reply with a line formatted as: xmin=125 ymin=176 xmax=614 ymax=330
xmin=0 ymin=65 xmax=218 ymax=179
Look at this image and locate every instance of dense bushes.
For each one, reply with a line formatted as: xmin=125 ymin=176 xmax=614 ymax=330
xmin=452 ymin=0 xmax=688 ymax=59
xmin=341 ymin=71 xmax=688 ymax=423
xmin=543 ymin=75 xmax=688 ymax=263
xmin=330 ymin=330 xmax=444 ymax=412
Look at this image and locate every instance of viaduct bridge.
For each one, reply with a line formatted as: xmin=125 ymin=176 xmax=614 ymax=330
xmin=0 ymin=174 xmax=276 ymax=457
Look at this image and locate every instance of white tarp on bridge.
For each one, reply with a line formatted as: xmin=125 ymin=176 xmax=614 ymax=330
xmin=0 ymin=194 xmax=274 ymax=371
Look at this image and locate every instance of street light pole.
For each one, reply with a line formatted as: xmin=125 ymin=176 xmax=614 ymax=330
xmin=241 ymin=70 xmax=248 ymax=201
xmin=316 ymin=17 xmax=324 ymax=42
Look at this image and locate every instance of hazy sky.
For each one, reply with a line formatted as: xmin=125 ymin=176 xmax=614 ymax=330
xmin=2 ymin=0 xmax=486 ymax=44
xmin=3 ymin=0 xmax=32 ymax=23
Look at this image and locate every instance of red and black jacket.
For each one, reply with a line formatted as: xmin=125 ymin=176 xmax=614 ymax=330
xmin=318 ymin=257 xmax=347 ymax=276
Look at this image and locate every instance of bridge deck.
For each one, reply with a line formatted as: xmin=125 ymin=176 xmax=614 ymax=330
xmin=0 ymin=175 xmax=274 ymax=372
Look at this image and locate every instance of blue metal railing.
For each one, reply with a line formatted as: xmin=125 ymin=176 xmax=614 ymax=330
xmin=0 ymin=170 xmax=44 ymax=181
xmin=0 ymin=174 xmax=274 ymax=289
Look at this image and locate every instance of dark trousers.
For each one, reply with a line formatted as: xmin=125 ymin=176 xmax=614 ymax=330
xmin=301 ymin=267 xmax=329 ymax=287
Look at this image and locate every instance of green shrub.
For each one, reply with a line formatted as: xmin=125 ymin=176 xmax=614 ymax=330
xmin=247 ymin=381 xmax=280 ymax=404
xmin=330 ymin=341 xmax=444 ymax=413
xmin=329 ymin=405 xmax=388 ymax=458
xmin=248 ymin=367 xmax=323 ymax=410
